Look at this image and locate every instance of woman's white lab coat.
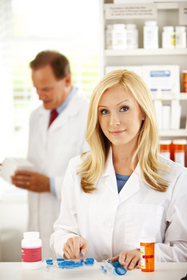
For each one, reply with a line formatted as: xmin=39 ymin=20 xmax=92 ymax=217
xmin=27 ymin=90 xmax=89 ymax=258
xmin=50 ymin=149 xmax=187 ymax=262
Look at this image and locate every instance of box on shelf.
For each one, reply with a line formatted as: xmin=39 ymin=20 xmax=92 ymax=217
xmin=0 ymin=158 xmax=34 ymax=184
xmin=142 ymin=65 xmax=180 ymax=95
xmin=105 ymin=66 xmax=142 ymax=77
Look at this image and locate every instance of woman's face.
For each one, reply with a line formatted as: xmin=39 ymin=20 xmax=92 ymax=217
xmin=98 ymin=85 xmax=145 ymax=149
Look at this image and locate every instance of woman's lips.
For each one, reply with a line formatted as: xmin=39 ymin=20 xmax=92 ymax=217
xmin=110 ymin=130 xmax=126 ymax=136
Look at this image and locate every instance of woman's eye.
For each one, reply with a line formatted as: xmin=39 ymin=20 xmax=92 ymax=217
xmin=100 ymin=109 xmax=109 ymax=115
xmin=120 ymin=106 xmax=129 ymax=112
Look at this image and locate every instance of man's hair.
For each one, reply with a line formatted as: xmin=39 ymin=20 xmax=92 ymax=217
xmin=29 ymin=50 xmax=71 ymax=80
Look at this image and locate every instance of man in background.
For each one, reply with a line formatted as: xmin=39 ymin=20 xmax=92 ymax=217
xmin=11 ymin=50 xmax=89 ymax=258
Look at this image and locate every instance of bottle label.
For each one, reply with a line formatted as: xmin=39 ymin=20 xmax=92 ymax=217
xmin=22 ymin=247 xmax=42 ymax=262
xmin=140 ymin=245 xmax=145 ymax=269
xmin=174 ymin=151 xmax=185 ymax=166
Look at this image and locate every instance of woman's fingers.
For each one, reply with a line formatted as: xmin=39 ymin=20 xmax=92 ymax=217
xmin=63 ymin=237 xmax=88 ymax=260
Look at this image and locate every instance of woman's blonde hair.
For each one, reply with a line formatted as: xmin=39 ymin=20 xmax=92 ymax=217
xmin=78 ymin=70 xmax=169 ymax=193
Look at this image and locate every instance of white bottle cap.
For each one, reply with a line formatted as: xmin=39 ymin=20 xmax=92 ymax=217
xmin=163 ymin=26 xmax=174 ymax=32
xmin=126 ymin=24 xmax=136 ymax=30
xmin=145 ymin=21 xmax=157 ymax=26
xmin=175 ymin=26 xmax=186 ymax=32
xmin=140 ymin=236 xmax=155 ymax=243
xmin=23 ymin=232 xmax=40 ymax=239
xmin=113 ymin=24 xmax=125 ymax=29
xmin=159 ymin=140 xmax=172 ymax=145
xmin=173 ymin=139 xmax=187 ymax=145
xmin=182 ymin=70 xmax=187 ymax=73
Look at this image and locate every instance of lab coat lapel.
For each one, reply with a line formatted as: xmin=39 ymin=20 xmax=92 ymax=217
xmin=118 ymin=163 xmax=141 ymax=205
xmin=38 ymin=107 xmax=50 ymax=145
xmin=102 ymin=149 xmax=118 ymax=198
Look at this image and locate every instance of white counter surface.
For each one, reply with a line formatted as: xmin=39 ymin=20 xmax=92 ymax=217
xmin=0 ymin=262 xmax=186 ymax=280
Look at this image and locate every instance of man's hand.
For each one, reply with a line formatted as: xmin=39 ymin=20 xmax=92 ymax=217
xmin=109 ymin=249 xmax=141 ymax=270
xmin=11 ymin=170 xmax=50 ymax=193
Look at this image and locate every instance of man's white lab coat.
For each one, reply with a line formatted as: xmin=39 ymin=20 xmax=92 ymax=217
xmin=50 ymin=149 xmax=187 ymax=262
xmin=27 ymin=90 xmax=89 ymax=258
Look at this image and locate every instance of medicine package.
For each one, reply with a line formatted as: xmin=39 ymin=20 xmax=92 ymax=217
xmin=0 ymin=158 xmax=34 ymax=184
xmin=105 ymin=65 xmax=180 ymax=95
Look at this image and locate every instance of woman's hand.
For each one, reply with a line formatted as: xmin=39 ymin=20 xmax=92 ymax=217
xmin=63 ymin=236 xmax=88 ymax=260
xmin=109 ymin=249 xmax=141 ymax=270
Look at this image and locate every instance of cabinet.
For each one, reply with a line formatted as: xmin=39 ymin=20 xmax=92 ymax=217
xmin=99 ymin=0 xmax=187 ymax=165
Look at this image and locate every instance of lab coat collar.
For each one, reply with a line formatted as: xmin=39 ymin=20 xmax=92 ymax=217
xmin=38 ymin=89 xmax=81 ymax=134
xmin=101 ymin=147 xmax=141 ymax=203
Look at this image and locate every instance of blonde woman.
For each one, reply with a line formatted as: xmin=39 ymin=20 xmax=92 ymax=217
xmin=50 ymin=70 xmax=187 ymax=270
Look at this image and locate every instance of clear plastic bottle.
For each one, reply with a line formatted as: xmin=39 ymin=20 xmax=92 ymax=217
xmin=21 ymin=232 xmax=42 ymax=269
xmin=143 ymin=21 xmax=159 ymax=49
xmin=112 ymin=24 xmax=126 ymax=50
xmin=162 ymin=26 xmax=175 ymax=49
xmin=175 ymin=26 xmax=186 ymax=48
xmin=126 ymin=24 xmax=138 ymax=49
xmin=105 ymin=25 xmax=113 ymax=49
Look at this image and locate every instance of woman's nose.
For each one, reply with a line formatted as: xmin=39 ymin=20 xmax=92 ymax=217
xmin=109 ymin=113 xmax=120 ymax=126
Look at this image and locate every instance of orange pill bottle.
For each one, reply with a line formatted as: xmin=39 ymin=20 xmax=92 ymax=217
xmin=183 ymin=70 xmax=187 ymax=93
xmin=159 ymin=140 xmax=171 ymax=159
xmin=173 ymin=139 xmax=187 ymax=167
xmin=140 ymin=236 xmax=155 ymax=272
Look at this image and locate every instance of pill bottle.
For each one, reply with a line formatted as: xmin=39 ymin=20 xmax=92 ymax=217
xmin=162 ymin=26 xmax=175 ymax=49
xmin=140 ymin=236 xmax=155 ymax=272
xmin=126 ymin=24 xmax=138 ymax=49
xmin=21 ymin=231 xmax=42 ymax=269
xmin=183 ymin=70 xmax=187 ymax=93
xmin=175 ymin=26 xmax=186 ymax=48
xmin=159 ymin=140 xmax=171 ymax=159
xmin=143 ymin=21 xmax=159 ymax=49
xmin=112 ymin=24 xmax=126 ymax=50
xmin=173 ymin=139 xmax=186 ymax=167
xmin=106 ymin=25 xmax=113 ymax=49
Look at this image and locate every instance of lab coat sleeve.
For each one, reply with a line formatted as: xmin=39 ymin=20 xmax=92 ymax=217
xmin=50 ymin=158 xmax=80 ymax=257
xmin=155 ymin=171 xmax=187 ymax=262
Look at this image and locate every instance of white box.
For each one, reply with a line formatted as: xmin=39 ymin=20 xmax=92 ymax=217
xmin=105 ymin=66 xmax=142 ymax=77
xmin=0 ymin=158 xmax=34 ymax=184
xmin=162 ymin=105 xmax=170 ymax=129
xmin=153 ymin=99 xmax=162 ymax=129
xmin=170 ymin=100 xmax=181 ymax=129
xmin=142 ymin=65 xmax=180 ymax=95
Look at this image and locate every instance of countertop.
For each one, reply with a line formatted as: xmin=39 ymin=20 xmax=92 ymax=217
xmin=0 ymin=262 xmax=186 ymax=280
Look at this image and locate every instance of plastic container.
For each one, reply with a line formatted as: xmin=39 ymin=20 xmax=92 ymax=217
xmin=183 ymin=70 xmax=187 ymax=93
xmin=159 ymin=140 xmax=171 ymax=159
xmin=21 ymin=232 xmax=42 ymax=269
xmin=112 ymin=24 xmax=126 ymax=50
xmin=140 ymin=236 xmax=155 ymax=272
xmin=162 ymin=26 xmax=175 ymax=49
xmin=143 ymin=21 xmax=159 ymax=49
xmin=175 ymin=26 xmax=186 ymax=48
xmin=105 ymin=25 xmax=113 ymax=49
xmin=173 ymin=139 xmax=186 ymax=167
xmin=126 ymin=24 xmax=138 ymax=49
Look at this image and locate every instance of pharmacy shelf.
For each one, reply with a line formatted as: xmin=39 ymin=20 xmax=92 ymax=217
xmin=105 ymin=48 xmax=187 ymax=57
xmin=159 ymin=129 xmax=187 ymax=137
xmin=151 ymin=93 xmax=187 ymax=100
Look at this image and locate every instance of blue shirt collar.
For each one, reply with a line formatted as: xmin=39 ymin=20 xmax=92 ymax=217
xmin=54 ymin=86 xmax=77 ymax=115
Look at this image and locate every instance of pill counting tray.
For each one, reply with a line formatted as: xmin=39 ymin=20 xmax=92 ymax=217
xmin=44 ymin=257 xmax=100 ymax=275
